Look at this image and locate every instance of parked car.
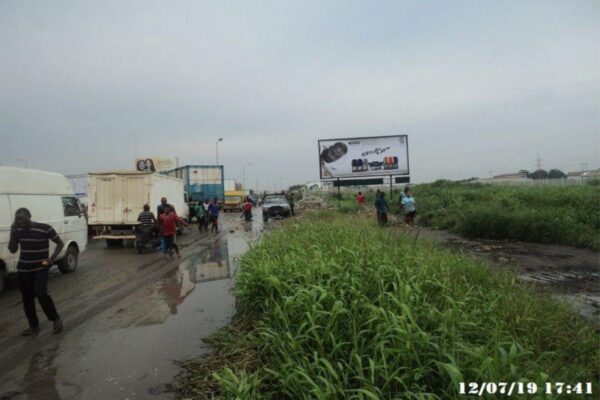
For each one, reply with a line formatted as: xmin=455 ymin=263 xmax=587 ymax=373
xmin=262 ymin=194 xmax=291 ymax=222
xmin=0 ymin=167 xmax=88 ymax=294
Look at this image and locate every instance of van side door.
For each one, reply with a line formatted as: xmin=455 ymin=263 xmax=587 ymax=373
xmin=0 ymin=195 xmax=16 ymax=273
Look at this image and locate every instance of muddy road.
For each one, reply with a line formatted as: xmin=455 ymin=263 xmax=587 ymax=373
xmin=0 ymin=212 xmax=277 ymax=400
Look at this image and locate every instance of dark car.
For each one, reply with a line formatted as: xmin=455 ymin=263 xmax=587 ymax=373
xmin=262 ymin=194 xmax=291 ymax=222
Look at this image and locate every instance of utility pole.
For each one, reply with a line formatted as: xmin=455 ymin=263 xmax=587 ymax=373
xmin=242 ymin=163 xmax=252 ymax=190
xmin=535 ymin=153 xmax=542 ymax=170
xmin=216 ymin=138 xmax=223 ymax=165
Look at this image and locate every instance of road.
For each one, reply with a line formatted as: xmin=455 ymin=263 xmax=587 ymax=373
xmin=0 ymin=211 xmax=274 ymax=400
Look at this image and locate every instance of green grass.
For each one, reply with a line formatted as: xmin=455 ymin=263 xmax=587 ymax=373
xmin=174 ymin=213 xmax=599 ymax=399
xmin=415 ymin=181 xmax=600 ymax=250
xmin=330 ymin=182 xmax=600 ymax=250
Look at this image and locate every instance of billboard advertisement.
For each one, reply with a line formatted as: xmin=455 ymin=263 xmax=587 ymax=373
xmin=135 ymin=157 xmax=177 ymax=173
xmin=318 ymin=135 xmax=409 ymax=179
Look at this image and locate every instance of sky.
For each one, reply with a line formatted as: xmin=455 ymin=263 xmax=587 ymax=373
xmin=1 ymin=0 xmax=598 ymax=189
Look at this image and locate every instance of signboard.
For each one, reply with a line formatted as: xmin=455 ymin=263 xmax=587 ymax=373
xmin=135 ymin=157 xmax=177 ymax=173
xmin=318 ymin=135 xmax=409 ymax=179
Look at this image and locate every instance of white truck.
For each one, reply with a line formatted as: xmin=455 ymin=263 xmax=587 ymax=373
xmin=87 ymin=171 xmax=188 ymax=246
xmin=0 ymin=167 xmax=88 ymax=294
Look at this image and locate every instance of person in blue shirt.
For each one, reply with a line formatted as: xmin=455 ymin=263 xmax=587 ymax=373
xmin=374 ymin=192 xmax=389 ymax=226
xmin=208 ymin=198 xmax=220 ymax=233
xmin=400 ymin=185 xmax=410 ymax=202
xmin=401 ymin=189 xmax=417 ymax=226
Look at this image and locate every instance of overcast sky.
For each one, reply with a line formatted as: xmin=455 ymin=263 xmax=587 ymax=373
xmin=1 ymin=0 xmax=598 ymax=188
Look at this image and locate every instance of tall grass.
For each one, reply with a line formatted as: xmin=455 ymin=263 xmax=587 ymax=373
xmin=176 ymin=213 xmax=599 ymax=399
xmin=415 ymin=181 xmax=600 ymax=250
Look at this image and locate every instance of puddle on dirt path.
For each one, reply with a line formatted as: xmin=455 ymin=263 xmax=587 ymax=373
xmin=0 ymin=216 xmax=269 ymax=400
xmin=419 ymin=228 xmax=600 ymax=322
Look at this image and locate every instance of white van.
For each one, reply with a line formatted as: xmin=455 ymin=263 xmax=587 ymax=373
xmin=0 ymin=167 xmax=88 ymax=294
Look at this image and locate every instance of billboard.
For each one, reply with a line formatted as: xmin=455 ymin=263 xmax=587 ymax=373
xmin=135 ymin=157 xmax=177 ymax=173
xmin=318 ymin=135 xmax=409 ymax=179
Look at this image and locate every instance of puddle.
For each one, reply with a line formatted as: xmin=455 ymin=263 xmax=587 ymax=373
xmin=6 ymin=217 xmax=266 ymax=399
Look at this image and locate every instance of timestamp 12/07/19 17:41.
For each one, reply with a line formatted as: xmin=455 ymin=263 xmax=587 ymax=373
xmin=459 ymin=382 xmax=593 ymax=396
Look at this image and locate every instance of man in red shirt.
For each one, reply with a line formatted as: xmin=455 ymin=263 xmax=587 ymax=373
xmin=356 ymin=191 xmax=366 ymax=207
xmin=159 ymin=206 xmax=188 ymax=258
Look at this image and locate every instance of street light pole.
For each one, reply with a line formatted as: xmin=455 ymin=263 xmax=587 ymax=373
xmin=242 ymin=163 xmax=253 ymax=191
xmin=216 ymin=138 xmax=223 ymax=165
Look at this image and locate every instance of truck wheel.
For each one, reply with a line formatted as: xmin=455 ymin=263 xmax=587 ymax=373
xmin=106 ymin=239 xmax=123 ymax=247
xmin=58 ymin=246 xmax=78 ymax=274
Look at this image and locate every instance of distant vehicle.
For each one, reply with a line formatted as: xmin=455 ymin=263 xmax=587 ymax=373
xmin=262 ymin=194 xmax=291 ymax=222
xmin=87 ymin=171 xmax=188 ymax=246
xmin=223 ymin=191 xmax=245 ymax=212
xmin=224 ymin=179 xmax=237 ymax=192
xmin=0 ymin=167 xmax=88 ymax=294
xmin=162 ymin=165 xmax=225 ymax=205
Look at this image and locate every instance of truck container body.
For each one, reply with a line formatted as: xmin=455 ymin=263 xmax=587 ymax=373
xmin=163 ymin=165 xmax=224 ymax=203
xmin=224 ymin=179 xmax=236 ymax=192
xmin=87 ymin=171 xmax=188 ymax=241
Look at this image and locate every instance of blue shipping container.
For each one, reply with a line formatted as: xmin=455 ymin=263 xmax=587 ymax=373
xmin=162 ymin=165 xmax=225 ymax=202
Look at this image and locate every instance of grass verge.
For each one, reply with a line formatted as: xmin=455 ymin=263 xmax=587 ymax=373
xmin=172 ymin=212 xmax=599 ymax=399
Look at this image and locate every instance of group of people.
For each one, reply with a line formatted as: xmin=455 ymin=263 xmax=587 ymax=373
xmin=191 ymin=198 xmax=221 ymax=233
xmin=137 ymin=197 xmax=222 ymax=259
xmin=357 ymin=186 xmax=416 ymax=227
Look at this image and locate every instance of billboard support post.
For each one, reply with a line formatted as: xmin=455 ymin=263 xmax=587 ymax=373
xmin=337 ymin=178 xmax=341 ymax=207
xmin=389 ymin=175 xmax=393 ymax=200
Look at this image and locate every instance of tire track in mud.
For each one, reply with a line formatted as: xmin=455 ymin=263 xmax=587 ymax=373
xmin=0 ymin=232 xmax=220 ymax=375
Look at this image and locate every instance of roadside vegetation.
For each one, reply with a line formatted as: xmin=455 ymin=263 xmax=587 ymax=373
xmin=330 ymin=182 xmax=600 ymax=250
xmin=174 ymin=213 xmax=599 ymax=399
xmin=415 ymin=181 xmax=600 ymax=251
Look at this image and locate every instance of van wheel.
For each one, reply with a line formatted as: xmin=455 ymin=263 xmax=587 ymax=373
xmin=58 ymin=246 xmax=78 ymax=274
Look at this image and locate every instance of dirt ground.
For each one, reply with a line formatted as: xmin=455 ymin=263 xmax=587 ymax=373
xmin=410 ymin=226 xmax=600 ymax=322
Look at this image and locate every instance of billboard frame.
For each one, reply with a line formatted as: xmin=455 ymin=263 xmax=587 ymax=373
xmin=318 ymin=134 xmax=410 ymax=181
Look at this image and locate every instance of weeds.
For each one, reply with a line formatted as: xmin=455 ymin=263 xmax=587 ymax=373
xmin=174 ymin=213 xmax=599 ymax=399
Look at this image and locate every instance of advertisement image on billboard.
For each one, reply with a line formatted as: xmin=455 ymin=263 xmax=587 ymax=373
xmin=318 ymin=135 xmax=409 ymax=179
xmin=135 ymin=157 xmax=177 ymax=173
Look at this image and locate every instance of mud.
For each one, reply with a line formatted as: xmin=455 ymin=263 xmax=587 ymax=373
xmin=0 ymin=212 xmax=274 ymax=399
xmin=417 ymin=228 xmax=600 ymax=321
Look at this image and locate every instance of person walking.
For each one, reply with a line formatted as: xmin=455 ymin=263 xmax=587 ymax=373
xmin=8 ymin=208 xmax=64 ymax=335
xmin=401 ymin=189 xmax=417 ymax=227
xmin=356 ymin=191 xmax=366 ymax=207
xmin=194 ymin=201 xmax=208 ymax=232
xmin=375 ymin=192 xmax=389 ymax=227
xmin=208 ymin=198 xmax=220 ymax=233
xmin=241 ymin=197 xmax=253 ymax=221
xmin=288 ymin=193 xmax=295 ymax=216
xmin=159 ymin=206 xmax=188 ymax=258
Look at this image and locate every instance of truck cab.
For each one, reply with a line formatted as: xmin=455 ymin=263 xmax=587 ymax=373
xmin=223 ymin=191 xmax=245 ymax=212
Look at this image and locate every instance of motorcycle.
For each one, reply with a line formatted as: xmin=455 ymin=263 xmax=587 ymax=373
xmin=135 ymin=225 xmax=159 ymax=254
